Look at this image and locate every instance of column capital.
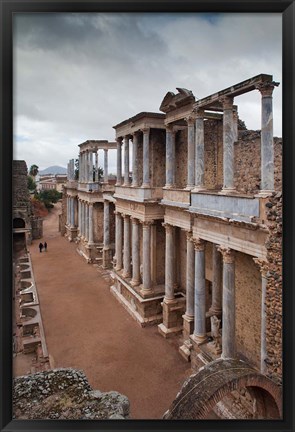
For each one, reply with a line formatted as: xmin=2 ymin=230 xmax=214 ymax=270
xmin=130 ymin=216 xmax=140 ymax=224
xmin=192 ymin=107 xmax=205 ymax=119
xmin=131 ymin=130 xmax=141 ymax=140
xmin=218 ymin=246 xmax=235 ymax=263
xmin=114 ymin=210 xmax=121 ymax=216
xmin=141 ymin=127 xmax=150 ymax=135
xmin=193 ymin=237 xmax=205 ymax=251
xmin=183 ymin=229 xmax=194 ymax=242
xmin=220 ymin=95 xmax=234 ymax=110
xmin=253 ymin=258 xmax=269 ymax=277
xmin=103 ymin=148 xmax=108 ymax=153
xmin=184 ymin=114 xmax=196 ymax=125
xmin=255 ymin=81 xmax=279 ymax=97
xmin=116 ymin=137 xmax=123 ymax=145
xmin=121 ymin=213 xmax=130 ymax=219
xmin=162 ymin=222 xmax=174 ymax=233
xmin=141 ymin=219 xmax=154 ymax=227
xmin=165 ymin=124 xmax=175 ymax=134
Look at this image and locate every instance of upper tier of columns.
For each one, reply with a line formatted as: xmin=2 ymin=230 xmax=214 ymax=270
xmin=79 ymin=149 xmax=109 ymax=184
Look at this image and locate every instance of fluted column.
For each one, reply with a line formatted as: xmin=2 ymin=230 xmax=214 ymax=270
xmin=131 ymin=217 xmax=140 ymax=286
xmin=185 ymin=115 xmax=195 ymax=189
xmin=185 ymin=231 xmax=195 ymax=318
xmin=123 ymin=136 xmax=130 ymax=185
xmin=218 ymin=247 xmax=236 ymax=358
xmin=132 ymin=132 xmax=139 ymax=187
xmin=208 ymin=244 xmax=222 ymax=316
xmin=194 ymin=108 xmax=205 ymax=191
xmin=256 ymin=82 xmax=278 ymax=193
xmin=163 ymin=223 xmax=175 ymax=302
xmin=103 ymin=200 xmax=110 ymax=247
xmin=88 ymin=203 xmax=94 ymax=244
xmin=193 ymin=238 xmax=207 ymax=344
xmin=141 ymin=221 xmax=152 ymax=292
xmin=122 ymin=214 xmax=131 ymax=277
xmin=71 ymin=197 xmax=74 ymax=227
xmin=221 ymin=96 xmax=236 ymax=193
xmin=142 ymin=128 xmax=150 ymax=188
xmin=115 ymin=211 xmax=123 ymax=270
xmin=103 ymin=149 xmax=108 ymax=183
xmin=116 ymin=138 xmax=122 ymax=186
xmin=254 ymin=258 xmax=269 ymax=374
xmin=165 ymin=126 xmax=175 ymax=188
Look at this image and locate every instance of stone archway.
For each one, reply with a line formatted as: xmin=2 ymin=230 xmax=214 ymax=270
xmin=13 ymin=217 xmax=26 ymax=228
xmin=164 ymin=358 xmax=282 ymax=420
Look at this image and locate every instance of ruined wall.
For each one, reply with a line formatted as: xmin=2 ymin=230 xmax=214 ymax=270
xmin=234 ymin=132 xmax=282 ymax=194
xmin=151 ymin=129 xmax=166 ymax=188
xmin=235 ymin=251 xmax=262 ymax=369
xmin=13 ymin=161 xmax=31 ymax=211
xmin=204 ymin=120 xmax=223 ymax=190
xmin=93 ymin=202 xmax=104 ymax=243
xmin=264 ymin=192 xmax=282 ymax=384
xmin=175 ymin=130 xmax=188 ymax=189
xmin=31 ymin=217 xmax=43 ymax=239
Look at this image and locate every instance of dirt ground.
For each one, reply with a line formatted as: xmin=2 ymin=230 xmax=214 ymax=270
xmin=16 ymin=202 xmax=191 ymax=419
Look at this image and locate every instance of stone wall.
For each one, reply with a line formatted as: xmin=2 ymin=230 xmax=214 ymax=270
xmin=31 ymin=216 xmax=43 ymax=239
xmin=93 ymin=203 xmax=104 ymax=243
xmin=264 ymin=192 xmax=282 ymax=384
xmin=235 ymin=251 xmax=262 ymax=369
xmin=155 ymin=221 xmax=165 ymax=284
xmin=175 ymin=130 xmax=188 ymax=189
xmin=13 ymin=161 xmax=31 ymax=211
xmin=151 ymin=129 xmax=166 ymax=188
xmin=204 ymin=119 xmax=223 ymax=190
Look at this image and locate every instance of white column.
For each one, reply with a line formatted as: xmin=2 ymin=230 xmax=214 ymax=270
xmin=116 ymin=138 xmax=122 ymax=186
xmin=142 ymin=221 xmax=152 ymax=292
xmin=185 ymin=231 xmax=195 ymax=318
xmin=218 ymin=247 xmax=236 ymax=359
xmin=115 ymin=211 xmax=123 ymax=271
xmin=208 ymin=244 xmax=222 ymax=316
xmin=221 ymin=96 xmax=236 ymax=193
xmin=103 ymin=149 xmax=108 ymax=183
xmin=142 ymin=128 xmax=150 ymax=188
xmin=163 ymin=223 xmax=175 ymax=302
xmin=185 ymin=115 xmax=195 ymax=189
xmin=123 ymin=136 xmax=130 ymax=185
xmin=193 ymin=238 xmax=207 ymax=344
xmin=132 ymin=132 xmax=139 ymax=187
xmin=254 ymin=258 xmax=268 ymax=374
xmin=122 ymin=214 xmax=131 ymax=277
xmin=131 ymin=217 xmax=140 ymax=286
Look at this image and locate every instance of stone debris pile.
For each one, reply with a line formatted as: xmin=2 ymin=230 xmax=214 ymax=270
xmin=13 ymin=368 xmax=130 ymax=420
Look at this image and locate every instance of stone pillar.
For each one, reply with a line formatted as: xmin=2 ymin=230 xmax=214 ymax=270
xmin=192 ymin=238 xmax=207 ymax=344
xmin=221 ymin=96 xmax=236 ymax=193
xmin=116 ymin=138 xmax=122 ymax=186
xmin=122 ymin=214 xmax=131 ymax=277
xmin=115 ymin=211 xmax=123 ymax=271
xmin=185 ymin=115 xmax=195 ymax=189
xmin=103 ymin=200 xmax=110 ymax=247
xmin=233 ymin=107 xmax=238 ymax=142
xmin=132 ymin=132 xmax=139 ymax=187
xmin=163 ymin=223 xmax=175 ymax=301
xmin=208 ymin=244 xmax=222 ymax=316
xmin=183 ymin=231 xmax=195 ymax=335
xmin=131 ymin=217 xmax=140 ymax=286
xmin=165 ymin=126 xmax=175 ymax=188
xmin=89 ymin=151 xmax=93 ymax=182
xmin=254 ymin=258 xmax=268 ymax=374
xmin=141 ymin=221 xmax=152 ymax=293
xmin=88 ymin=203 xmax=94 ymax=244
xmin=95 ymin=151 xmax=99 ymax=182
xmin=150 ymin=223 xmax=157 ymax=285
xmin=194 ymin=108 xmax=205 ymax=191
xmin=103 ymin=149 xmax=108 ymax=183
xmin=218 ymin=247 xmax=236 ymax=359
xmin=142 ymin=128 xmax=150 ymax=188
xmin=81 ymin=202 xmax=84 ymax=237
xmin=85 ymin=203 xmax=89 ymax=240
xmin=70 ymin=197 xmax=74 ymax=227
xmin=74 ymin=198 xmax=78 ymax=227
xmin=123 ymin=136 xmax=130 ymax=186
xmin=256 ymin=82 xmax=277 ymax=193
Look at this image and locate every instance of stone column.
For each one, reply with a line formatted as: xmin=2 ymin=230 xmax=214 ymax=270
xmin=132 ymin=132 xmax=139 ymax=187
xmin=71 ymin=197 xmax=75 ymax=227
xmin=88 ymin=203 xmax=94 ymax=244
xmin=123 ymin=136 xmax=130 ymax=185
xmin=122 ymin=214 xmax=131 ymax=277
xmin=218 ymin=247 xmax=236 ymax=359
xmin=163 ymin=223 xmax=175 ymax=302
xmin=85 ymin=203 xmax=89 ymax=240
xmin=80 ymin=202 xmax=84 ymax=237
xmin=254 ymin=258 xmax=268 ymax=374
xmin=185 ymin=115 xmax=195 ymax=189
xmin=74 ymin=198 xmax=78 ymax=227
xmin=185 ymin=231 xmax=195 ymax=319
xmin=103 ymin=200 xmax=110 ymax=247
xmin=233 ymin=107 xmax=238 ymax=142
xmin=131 ymin=217 xmax=140 ymax=286
xmin=165 ymin=126 xmax=175 ymax=188
xmin=115 ymin=211 xmax=123 ymax=271
xmin=208 ymin=244 xmax=222 ymax=316
xmin=221 ymin=96 xmax=236 ymax=193
xmin=78 ymin=200 xmax=82 ymax=235
xmin=95 ymin=151 xmax=99 ymax=182
xmin=142 ymin=128 xmax=150 ymax=188
xmin=141 ymin=221 xmax=152 ymax=293
xmin=192 ymin=238 xmax=207 ymax=344
xmin=116 ymin=138 xmax=123 ymax=186
xmin=89 ymin=151 xmax=93 ymax=182
xmin=194 ymin=108 xmax=205 ymax=191
xmin=256 ymin=82 xmax=278 ymax=193
xmin=103 ymin=149 xmax=108 ymax=183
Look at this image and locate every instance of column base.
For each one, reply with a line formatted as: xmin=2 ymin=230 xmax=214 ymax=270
xmin=185 ymin=185 xmax=194 ymax=191
xmin=219 ymin=188 xmax=237 ymax=195
xmin=141 ymin=183 xmax=151 ymax=189
xmin=102 ymin=247 xmax=113 ymax=269
xmin=158 ymin=323 xmax=183 ymax=339
xmin=206 ymin=308 xmax=222 ymax=318
xmin=255 ymin=190 xmax=275 ymax=198
xmin=192 ymin=186 xmax=206 ymax=193
xmin=140 ymin=288 xmax=154 ymax=298
xmin=190 ymin=333 xmax=208 ymax=346
xmin=179 ymin=339 xmax=193 ymax=362
xmin=122 ymin=271 xmax=131 ymax=279
xmin=130 ymin=279 xmax=141 ymax=287
xmin=182 ymin=314 xmax=194 ymax=341
xmin=158 ymin=296 xmax=186 ymax=338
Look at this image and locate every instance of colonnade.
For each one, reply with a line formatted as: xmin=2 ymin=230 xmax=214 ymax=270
xmin=66 ymin=195 xmax=77 ymax=228
xmin=79 ymin=148 xmax=109 ymax=183
xmin=114 ymin=212 xmax=154 ymax=293
xmin=165 ymin=82 xmax=276 ymax=194
xmin=116 ymin=128 xmax=150 ymax=188
xmin=78 ymin=200 xmax=93 ymax=244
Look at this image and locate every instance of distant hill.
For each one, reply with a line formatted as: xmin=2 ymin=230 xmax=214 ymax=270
xmin=39 ymin=166 xmax=67 ymax=175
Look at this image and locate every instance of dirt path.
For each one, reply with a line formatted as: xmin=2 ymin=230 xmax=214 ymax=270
xmin=27 ymin=202 xmax=191 ymax=419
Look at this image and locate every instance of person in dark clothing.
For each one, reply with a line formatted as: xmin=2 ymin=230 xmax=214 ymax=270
xmin=44 ymin=241 xmax=47 ymax=252
xmin=39 ymin=242 xmax=43 ymax=253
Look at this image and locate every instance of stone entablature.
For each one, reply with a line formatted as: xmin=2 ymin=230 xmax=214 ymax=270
xmin=113 ymin=112 xmax=165 ymax=138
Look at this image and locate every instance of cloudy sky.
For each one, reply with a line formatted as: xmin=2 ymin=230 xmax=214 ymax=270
xmin=13 ymin=12 xmax=282 ymax=173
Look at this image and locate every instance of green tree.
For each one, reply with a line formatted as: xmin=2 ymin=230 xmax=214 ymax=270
xmin=36 ymin=189 xmax=62 ymax=209
xmin=27 ymin=175 xmax=37 ymax=192
xmin=29 ymin=164 xmax=39 ymax=179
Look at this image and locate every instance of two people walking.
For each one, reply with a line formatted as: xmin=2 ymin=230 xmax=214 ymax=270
xmin=38 ymin=241 xmax=48 ymax=253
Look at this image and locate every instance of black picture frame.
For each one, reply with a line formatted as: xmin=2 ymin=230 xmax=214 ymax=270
xmin=1 ymin=1 xmax=294 ymax=431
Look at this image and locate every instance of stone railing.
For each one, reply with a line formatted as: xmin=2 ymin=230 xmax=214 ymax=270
xmin=114 ymin=186 xmax=163 ymax=202
xmin=161 ymin=188 xmax=191 ymax=208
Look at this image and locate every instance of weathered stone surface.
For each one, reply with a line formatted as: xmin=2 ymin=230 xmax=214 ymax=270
xmin=13 ymin=368 xmax=130 ymax=420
